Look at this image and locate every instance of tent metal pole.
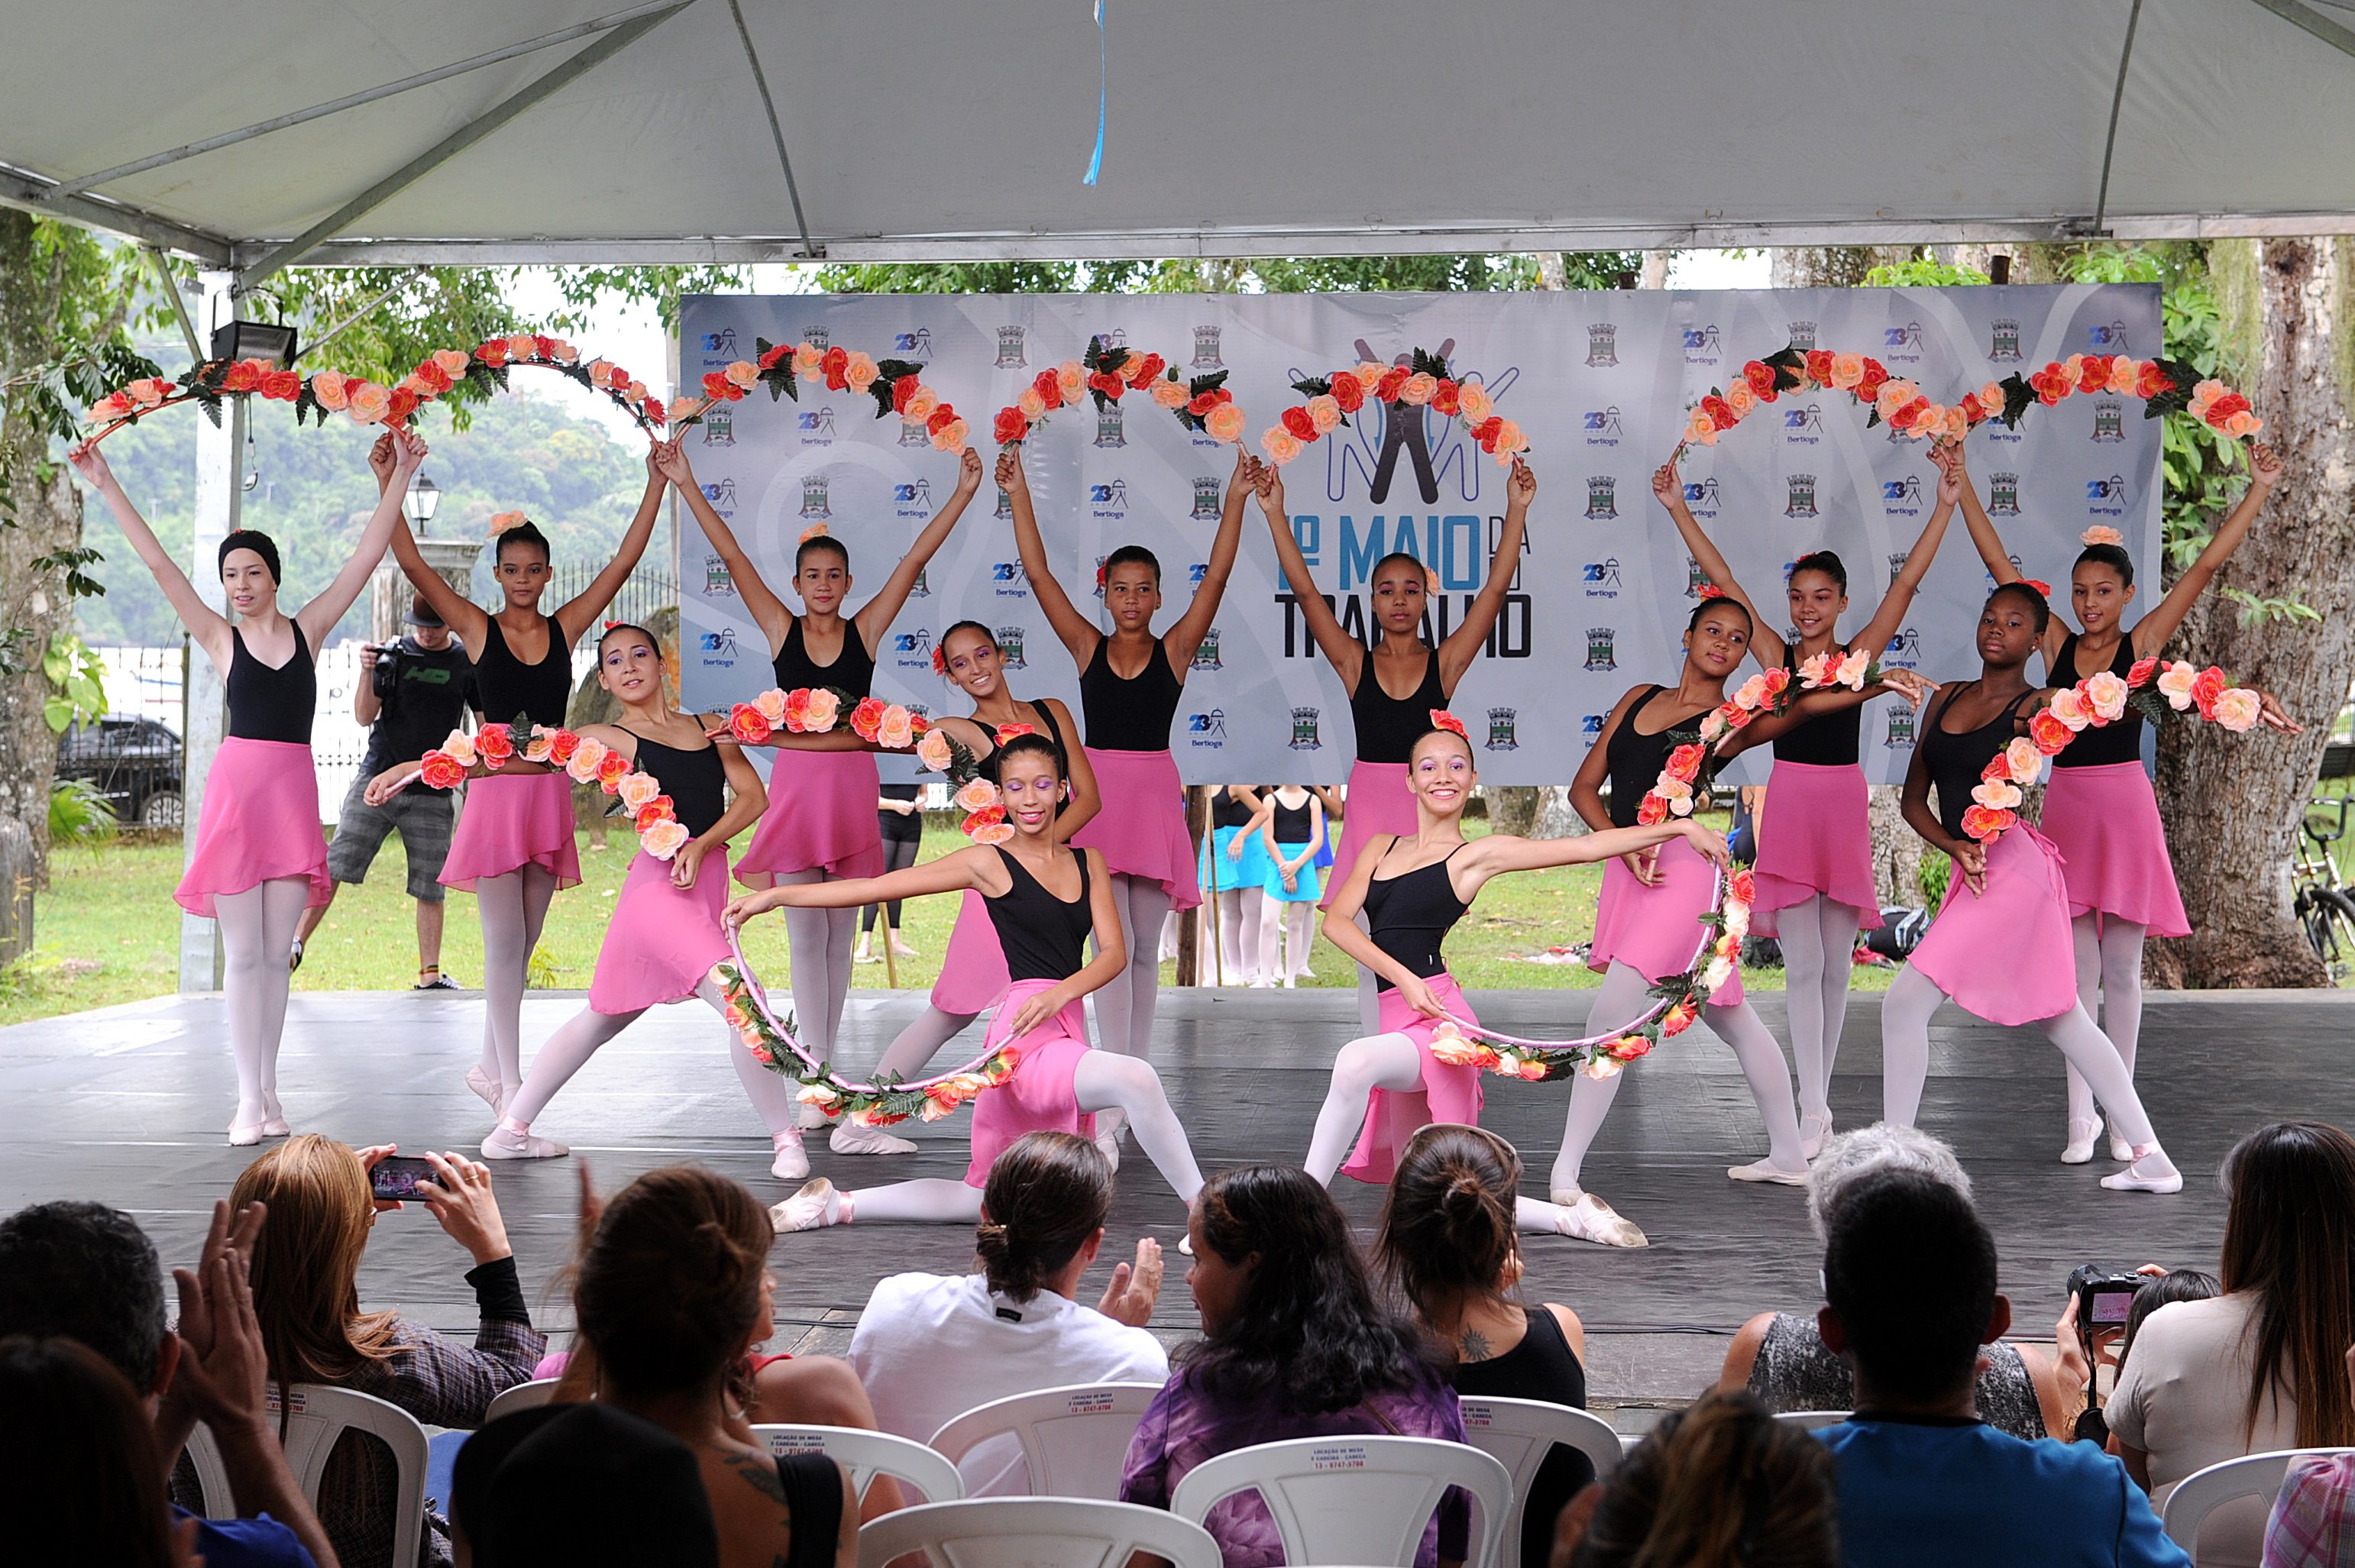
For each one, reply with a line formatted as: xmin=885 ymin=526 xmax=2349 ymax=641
xmin=146 ymin=247 xmax=205 ymax=362
xmin=2089 ymin=0 xmax=2143 ymax=237
xmin=725 ymin=0 xmax=818 ymax=260
xmin=292 ymin=273 xmax=423 ymax=365
xmin=2247 ymin=0 xmax=2355 ymax=58
xmin=50 ymin=1 xmax=692 ymax=198
xmin=0 ymin=163 xmax=230 ymax=264
xmin=233 ymin=0 xmax=694 ymax=293
xmin=180 ymin=272 xmax=242 ymax=994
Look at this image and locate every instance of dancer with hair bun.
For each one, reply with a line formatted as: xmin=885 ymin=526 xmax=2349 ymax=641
xmin=1255 ymin=458 xmax=1534 ymax=1032
xmin=1654 ymin=452 xmax=1959 ymax=1156
xmin=380 ymin=433 xmax=668 ymax=1127
xmin=664 ymin=443 xmax=985 ymax=1169
xmin=1000 ymin=445 xmax=1253 ymax=1079
xmin=1302 ymin=723 xmax=1733 ymax=1235
xmin=68 ymin=430 xmax=419 ymax=1144
xmin=729 ymin=734 xmax=1206 ymax=1232
xmin=1947 ymin=439 xmax=2282 ymax=1163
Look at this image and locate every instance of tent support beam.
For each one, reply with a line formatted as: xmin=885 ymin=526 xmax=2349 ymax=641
xmin=2247 ymin=0 xmax=2355 ymax=58
xmin=2088 ymin=0 xmax=2143 ymax=236
xmin=232 ymin=0 xmax=694 ymax=293
xmin=145 ymin=247 xmax=204 ymax=361
xmin=50 ymin=2 xmax=693 ymax=198
xmin=725 ymin=0 xmax=818 ymax=259
xmin=0 ymin=162 xmax=230 ymax=263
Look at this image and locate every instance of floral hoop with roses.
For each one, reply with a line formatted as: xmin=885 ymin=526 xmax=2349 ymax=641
xmin=992 ymin=336 xmax=1248 ymax=447
xmin=1260 ymin=347 xmax=1530 ymax=468
xmin=83 ymin=334 xmax=668 ymax=448
xmin=671 ymin=338 xmax=971 ymax=453
xmin=1632 ymin=643 xmax=1900 ymax=828
xmin=722 ymin=685 xmax=1003 ymax=839
xmin=416 ymin=721 xmax=691 ymax=859
xmin=1672 ymin=342 xmax=2262 ymax=459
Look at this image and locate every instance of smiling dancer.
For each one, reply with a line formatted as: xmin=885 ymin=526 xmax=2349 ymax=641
xmin=478 ymin=624 xmax=797 ymax=1167
xmin=1949 ymin=438 xmax=2283 ymax=1163
xmin=1255 ymin=458 xmax=1533 ymax=1030
xmin=1878 ymin=584 xmax=2188 ymax=1195
xmin=69 ymin=429 xmax=417 ymax=1143
xmin=1305 ymin=723 xmax=1734 ymax=1233
xmin=382 ymin=434 xmax=665 ymax=1127
xmin=665 ymin=442 xmax=985 ymax=1139
xmin=731 ymin=734 xmax=1207 ymax=1232
xmin=1001 ymin=444 xmax=1253 ymax=1085
xmin=1653 ymin=453 xmax=1958 ymax=1155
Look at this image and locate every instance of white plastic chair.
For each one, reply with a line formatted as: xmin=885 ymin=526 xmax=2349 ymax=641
xmin=1458 ymin=1395 xmax=1622 ymax=1550
xmin=186 ymin=1385 xmax=430 ymax=1567
xmin=2162 ymin=1447 xmax=2355 ymax=1551
xmin=858 ymin=1496 xmax=1221 ymax=1568
xmin=1771 ymin=1409 xmax=1852 ymax=1431
xmin=1169 ymin=1434 xmax=1512 ymax=1568
xmin=753 ymin=1422 xmax=966 ymax=1505
xmin=483 ymin=1377 xmax=561 ymax=1424
xmin=929 ymin=1382 xmax=1163 ymax=1499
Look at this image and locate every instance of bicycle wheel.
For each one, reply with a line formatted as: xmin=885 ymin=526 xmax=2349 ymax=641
xmin=2311 ymin=887 xmax=2355 ymax=983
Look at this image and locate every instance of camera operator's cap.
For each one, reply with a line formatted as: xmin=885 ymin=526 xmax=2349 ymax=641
xmin=405 ymin=593 xmax=445 ymax=629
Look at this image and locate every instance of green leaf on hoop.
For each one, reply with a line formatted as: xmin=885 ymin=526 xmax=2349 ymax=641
xmin=1998 ymin=373 xmax=2036 ymax=428
xmin=1289 ymin=375 xmax=1332 ymax=399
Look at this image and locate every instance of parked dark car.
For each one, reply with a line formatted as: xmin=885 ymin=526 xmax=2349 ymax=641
xmin=56 ymin=715 xmax=183 ymax=827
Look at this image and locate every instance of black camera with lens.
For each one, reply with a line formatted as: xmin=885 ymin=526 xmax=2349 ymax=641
xmin=2067 ymin=1262 xmax=2148 ymax=1334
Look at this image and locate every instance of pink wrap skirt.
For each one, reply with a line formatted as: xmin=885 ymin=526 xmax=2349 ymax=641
xmin=736 ymin=750 xmax=886 ymax=885
xmin=931 ymin=890 xmax=1011 ymax=1016
xmin=2037 ymin=761 xmax=2190 ymax=938
xmin=1069 ymin=748 xmax=1201 ymax=910
xmin=587 ymin=847 xmax=731 ymax=1014
xmin=1325 ymin=761 xmax=1417 ymax=909
xmin=1910 ymin=825 xmax=2082 ymax=1026
xmin=441 ymin=770 xmax=581 ymax=892
xmin=1752 ymin=760 xmax=1882 ymax=935
xmin=1590 ymin=836 xmax=1742 ymax=1005
xmin=176 ymin=738 xmax=330 ymax=917
xmin=1341 ymin=972 xmax=1487 ymax=1185
xmin=964 ymin=978 xmax=1098 ymax=1187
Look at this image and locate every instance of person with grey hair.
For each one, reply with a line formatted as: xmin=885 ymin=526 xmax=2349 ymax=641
xmin=1716 ymin=1123 xmax=2072 ymax=1440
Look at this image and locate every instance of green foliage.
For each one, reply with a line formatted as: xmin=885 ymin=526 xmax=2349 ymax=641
xmin=46 ymin=777 xmax=115 ymax=858
xmin=814 ymin=253 xmax=1642 ymax=296
xmin=525 ymin=942 xmax=560 ymax=989
xmin=1918 ymin=849 xmax=1952 ymax=907
xmin=1862 ymin=259 xmax=1991 ymax=288
xmin=39 ymin=633 xmax=105 ymax=732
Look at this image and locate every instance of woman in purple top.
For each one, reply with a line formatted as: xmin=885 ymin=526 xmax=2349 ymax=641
xmin=1120 ymin=1164 xmax=1470 ymax=1568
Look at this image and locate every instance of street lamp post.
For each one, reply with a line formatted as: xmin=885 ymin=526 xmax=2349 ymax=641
xmin=403 ymin=470 xmax=440 ymax=538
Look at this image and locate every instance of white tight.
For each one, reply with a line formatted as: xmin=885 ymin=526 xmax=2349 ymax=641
xmin=1090 ymin=873 xmax=1172 ymax=1059
xmin=503 ymin=975 xmax=799 ymax=1137
xmin=214 ymin=878 xmax=310 ymax=1126
xmin=1261 ymin=899 xmax=1313 ymax=981
xmin=1550 ymin=962 xmax=1806 ymax=1191
xmin=1210 ymin=888 xmax=1259 ymax=981
xmin=774 ymin=868 xmax=856 ymax=1059
xmin=1772 ymin=894 xmax=1865 ymax=1119
xmin=869 ymin=1005 xmax=982 ymax=1081
xmin=475 ymin=865 xmax=559 ymax=1098
xmin=2064 ymin=915 xmax=2146 ymax=1129
xmin=846 ymin=1049 xmax=1204 ymax=1222
xmin=1878 ymin=962 xmax=2157 ymax=1145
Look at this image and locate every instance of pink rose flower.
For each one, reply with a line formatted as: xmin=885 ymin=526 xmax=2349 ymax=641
xmin=1204 ymin=403 xmax=1247 ymax=443
xmin=878 ymin=705 xmax=917 ymax=749
xmin=1834 ymin=648 xmax=1874 ymax=689
xmin=1017 ymin=387 xmax=1049 ymax=419
xmin=2156 ymin=661 xmax=2198 ymax=710
xmin=1875 ymin=379 xmax=1920 ymax=419
xmin=1306 ymin=395 xmax=1343 ymax=434
xmin=930 ymin=417 xmax=969 ymax=451
xmin=916 ymin=729 xmax=954 ymax=771
xmin=1354 ymin=360 xmax=1389 ymax=388
xmin=1488 ymin=420 xmax=1525 ymax=461
xmin=801 ymin=687 xmax=841 ymax=732
xmin=1457 ymin=384 xmax=1493 ymax=425
xmin=753 ymin=687 xmax=789 ymax=722
xmin=844 ymin=352 xmax=878 ymax=393
xmin=1829 ymin=353 xmax=1867 ymax=390
xmin=640 ymin=819 xmax=691 ymax=860
xmin=2082 ymin=671 xmax=2130 ymax=723
xmin=619 ymin=773 xmax=662 ymax=811
xmin=2004 ymin=736 xmax=2044 ymax=782
xmin=2047 ymin=687 xmax=2092 ymax=731
xmin=566 ymin=736 xmax=610 ymax=783
xmin=902 ymin=389 xmax=940 ymax=424
xmin=1683 ymin=411 xmax=1719 ymax=447
xmin=344 ymin=381 xmax=393 ymax=425
xmin=1056 ymin=362 xmax=1087 ymax=403
xmin=724 ymin=360 xmax=759 ymax=390
xmin=793 ymin=342 xmax=825 ymax=379
xmin=2212 ymin=687 xmax=2263 ymax=732
xmin=1725 ymin=383 xmax=1758 ymax=419
xmin=1399 ymin=372 xmax=1439 ymax=406
xmin=1261 ymin=427 xmax=1304 ymax=464
xmin=952 ymin=778 xmax=1000 ymax=815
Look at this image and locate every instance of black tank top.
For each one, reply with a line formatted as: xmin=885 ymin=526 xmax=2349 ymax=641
xmin=1349 ymin=649 xmax=1448 ymax=765
xmin=1454 ymin=1309 xmax=1594 ymax=1568
xmin=226 ymin=624 xmax=315 ymax=744
xmin=983 ymin=845 xmax=1092 ymax=983
xmin=1362 ymin=839 xmax=1470 ymax=991
xmin=1078 ymin=639 xmax=1181 ymax=751
xmin=772 ymin=616 xmax=875 ymax=698
xmin=1771 ymin=647 xmax=1862 ymax=767
xmin=476 ymin=614 xmax=572 ymax=729
xmin=1271 ymin=793 xmax=1315 ymax=843
xmin=1920 ymin=684 xmax=2040 ymax=839
xmin=1211 ymin=787 xmax=1254 ymax=831
xmin=623 ymin=730 xmax=727 ymax=839
xmin=1603 ymin=686 xmax=1696 ymax=829
xmin=2049 ymin=631 xmax=2143 ymax=768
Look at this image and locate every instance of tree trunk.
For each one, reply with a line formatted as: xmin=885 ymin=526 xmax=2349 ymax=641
xmin=2149 ymin=238 xmax=2355 ymax=988
xmin=1768 ymin=247 xmax=1908 ymax=290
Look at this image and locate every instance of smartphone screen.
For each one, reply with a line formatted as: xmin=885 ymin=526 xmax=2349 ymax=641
xmin=370 ymin=1156 xmax=437 ymax=1202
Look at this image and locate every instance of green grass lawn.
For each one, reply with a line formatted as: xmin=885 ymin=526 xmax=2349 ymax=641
xmin=2 ymin=813 xmax=1891 ymax=1026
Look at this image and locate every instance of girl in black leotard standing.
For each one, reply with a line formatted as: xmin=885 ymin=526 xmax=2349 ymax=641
xmin=70 ymin=430 xmax=419 ymax=1145
xmin=482 ymin=624 xmax=774 ymax=1162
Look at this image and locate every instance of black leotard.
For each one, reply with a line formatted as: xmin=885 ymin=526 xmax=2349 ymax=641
xmin=1771 ymin=648 xmax=1862 ymax=766
xmin=2049 ymin=632 xmax=2143 ymax=768
xmin=1920 ymin=684 xmax=2040 ymax=839
xmin=1349 ymin=650 xmax=1448 ymax=765
xmin=1271 ymin=793 xmax=1315 ymax=843
xmin=227 ymin=625 xmax=315 ymax=744
xmin=1363 ymin=839 xmax=1470 ymax=991
xmin=1077 ymin=639 xmax=1181 ymax=751
xmin=1603 ymin=685 xmax=1693 ymax=829
xmin=1212 ymin=787 xmax=1254 ymax=830
xmin=983 ymin=845 xmax=1092 ymax=983
xmin=475 ymin=614 xmax=572 ymax=729
xmin=772 ymin=616 xmax=876 ymax=699
xmin=622 ymin=730 xmax=726 ymax=838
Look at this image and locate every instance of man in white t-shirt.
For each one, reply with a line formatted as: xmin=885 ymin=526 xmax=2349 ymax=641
xmin=848 ymin=1131 xmax=1169 ymax=1495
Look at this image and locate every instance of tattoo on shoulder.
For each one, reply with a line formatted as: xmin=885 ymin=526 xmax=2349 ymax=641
xmin=1459 ymin=1327 xmax=1493 ymax=1363
xmin=723 ymin=1450 xmax=790 ymax=1508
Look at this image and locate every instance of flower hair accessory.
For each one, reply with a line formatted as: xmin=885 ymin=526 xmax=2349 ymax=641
xmin=994 ymin=723 xmax=1037 ymax=744
xmin=1428 ymin=710 xmax=1468 ymax=739
xmin=2082 ymin=525 xmax=2126 ymax=547
xmin=1697 ymin=582 xmax=1727 ymax=600
xmin=488 ymin=511 xmax=529 ymax=536
xmin=2021 ymin=578 xmax=2053 ymax=596
xmin=798 ymin=522 xmax=830 ymax=545
xmin=930 ymin=645 xmax=949 ymax=677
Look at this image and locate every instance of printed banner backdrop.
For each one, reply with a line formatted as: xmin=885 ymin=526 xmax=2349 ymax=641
xmin=678 ymin=286 xmax=2161 ymax=787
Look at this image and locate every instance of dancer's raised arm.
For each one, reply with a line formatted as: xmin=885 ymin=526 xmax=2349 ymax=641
xmin=660 ymin=441 xmax=792 ymax=647
xmin=1652 ymin=456 xmax=1781 ymax=668
xmin=1846 ymin=453 xmax=1959 ymax=659
xmin=1435 ymin=457 xmax=1535 ymax=692
xmin=376 ymin=433 xmax=491 ymax=651
xmin=552 ymin=445 xmax=669 ymax=644
xmin=69 ymin=441 xmax=247 ymax=672
xmin=999 ymin=444 xmax=1101 ymax=668
xmin=294 ymin=428 xmax=420 ymax=648
xmin=1461 ymin=816 xmax=1729 ymax=886
xmin=2127 ymin=442 xmax=2282 ymax=657
xmin=853 ymin=447 xmax=985 ymax=654
xmin=1160 ymin=451 xmax=1257 ymax=670
xmin=1254 ymin=462 xmax=1365 ymax=687
xmin=1945 ymin=442 xmax=2065 ymax=668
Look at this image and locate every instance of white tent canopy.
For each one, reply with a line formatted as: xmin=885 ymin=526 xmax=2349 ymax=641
xmin=6 ymin=0 xmax=2355 ymax=282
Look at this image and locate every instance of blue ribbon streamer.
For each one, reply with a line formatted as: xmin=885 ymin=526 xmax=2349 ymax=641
xmin=1084 ymin=0 xmax=1105 ymax=186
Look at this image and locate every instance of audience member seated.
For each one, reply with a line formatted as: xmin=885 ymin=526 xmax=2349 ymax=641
xmin=1719 ymin=1123 xmax=2068 ymax=1440
xmin=0 ymin=1198 xmax=338 ymax=1567
xmin=232 ymin=1136 xmax=542 ymax=1568
xmin=850 ymin=1130 xmax=1167 ymax=1495
xmin=1121 ymin=1163 xmax=1469 ymax=1568
xmin=1376 ymin=1123 xmax=1590 ymax=1568
xmin=1814 ymin=1170 xmax=2188 ymax=1568
xmin=1556 ymin=1389 xmax=1838 ymax=1568
xmin=564 ymin=1165 xmax=859 ymax=1568
xmin=2057 ymin=1267 xmax=2220 ymax=1447
xmin=2108 ymin=1120 xmax=2355 ymax=1568
xmin=0 ymin=1334 xmax=207 ymax=1567
xmin=452 ymin=1403 xmax=720 ymax=1568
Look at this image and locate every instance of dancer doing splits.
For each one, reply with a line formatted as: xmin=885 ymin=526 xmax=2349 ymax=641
xmin=1878 ymin=582 xmax=2184 ymax=1195
xmin=665 ymin=441 xmax=986 ymax=1127
xmin=1653 ymin=453 xmax=1958 ymax=1155
xmin=381 ymin=434 xmax=665 ymax=1123
xmin=1304 ymin=724 xmax=1733 ymax=1234
xmin=1949 ymin=439 xmax=2283 ymax=1163
xmin=1255 ymin=459 xmax=1533 ymax=1031
xmin=479 ymin=625 xmax=797 ymax=1166
xmin=68 ymin=429 xmax=419 ymax=1143
xmin=1001 ymin=445 xmax=1252 ymax=1072
xmin=732 ymin=734 xmax=1207 ymax=1231
xmin=1549 ymin=596 xmax=1813 ymax=1248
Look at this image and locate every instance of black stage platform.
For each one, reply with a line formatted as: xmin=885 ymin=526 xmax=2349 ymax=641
xmin=4 ymin=986 xmax=2345 ymax=1413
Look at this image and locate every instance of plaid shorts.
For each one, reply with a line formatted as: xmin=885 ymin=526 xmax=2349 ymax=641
xmin=325 ymin=772 xmax=455 ymax=900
